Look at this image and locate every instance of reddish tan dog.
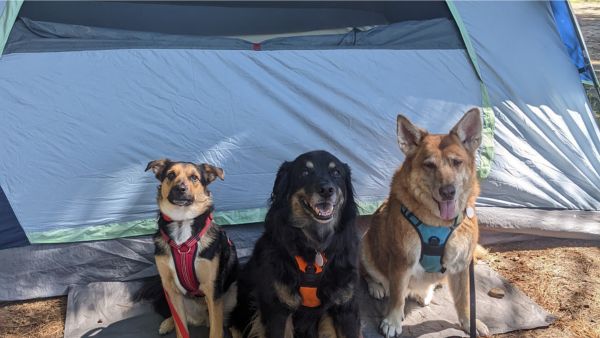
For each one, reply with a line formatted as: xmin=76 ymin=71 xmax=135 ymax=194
xmin=360 ymin=108 xmax=490 ymax=337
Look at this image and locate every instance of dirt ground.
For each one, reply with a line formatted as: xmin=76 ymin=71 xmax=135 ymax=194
xmin=1 ymin=4 xmax=600 ymax=338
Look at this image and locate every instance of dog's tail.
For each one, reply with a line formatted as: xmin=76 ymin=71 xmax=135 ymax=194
xmin=132 ymin=275 xmax=170 ymax=318
xmin=473 ymin=244 xmax=489 ymax=262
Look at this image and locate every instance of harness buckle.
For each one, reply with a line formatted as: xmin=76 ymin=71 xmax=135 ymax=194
xmin=177 ymin=244 xmax=191 ymax=253
xmin=428 ymin=236 xmax=441 ymax=246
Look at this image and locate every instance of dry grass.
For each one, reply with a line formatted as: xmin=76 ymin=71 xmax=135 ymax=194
xmin=0 ymin=297 xmax=66 ymax=338
xmin=485 ymin=239 xmax=600 ymax=338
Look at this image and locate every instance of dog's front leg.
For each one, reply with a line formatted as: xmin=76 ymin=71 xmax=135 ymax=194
xmin=329 ymin=296 xmax=361 ymax=338
xmin=258 ymin=301 xmax=293 ymax=338
xmin=448 ymin=267 xmax=490 ymax=337
xmin=380 ymin=269 xmax=410 ymax=338
xmin=205 ymin=295 xmax=224 ymax=338
xmin=156 ymin=257 xmax=189 ymax=338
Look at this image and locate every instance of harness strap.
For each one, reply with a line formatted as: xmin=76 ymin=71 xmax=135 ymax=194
xmin=295 ymin=254 xmax=327 ymax=308
xmin=163 ymin=289 xmax=190 ymax=338
xmin=160 ymin=213 xmax=213 ymax=297
xmin=401 ymin=205 xmax=460 ymax=273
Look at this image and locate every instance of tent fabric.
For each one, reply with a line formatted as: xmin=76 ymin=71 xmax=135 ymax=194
xmin=0 ymin=223 xmax=263 ymax=301
xmin=16 ymin=1 xmax=453 ymax=38
xmin=63 ymin=265 xmax=554 ymax=338
xmin=454 ymin=1 xmax=600 ymax=213
xmin=446 ymin=1 xmax=495 ymax=179
xmin=0 ymin=215 xmax=591 ymax=303
xmin=1 ymin=1 xmax=599 ymax=246
xmin=0 ymin=186 xmax=29 ymax=249
xmin=0 ymin=46 xmax=482 ymax=243
xmin=4 ymin=17 xmax=464 ymax=54
xmin=550 ymin=1 xmax=595 ymax=84
xmin=0 ymin=0 xmax=23 ymax=54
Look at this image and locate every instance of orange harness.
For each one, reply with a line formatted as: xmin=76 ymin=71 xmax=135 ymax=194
xmin=294 ymin=253 xmax=327 ymax=308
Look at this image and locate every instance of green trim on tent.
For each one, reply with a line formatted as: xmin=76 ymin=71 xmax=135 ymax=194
xmin=27 ymin=200 xmax=385 ymax=243
xmin=446 ymin=0 xmax=495 ymax=179
xmin=0 ymin=0 xmax=23 ymax=56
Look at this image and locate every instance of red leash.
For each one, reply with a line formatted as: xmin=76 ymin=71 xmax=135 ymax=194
xmin=164 ymin=288 xmax=190 ymax=338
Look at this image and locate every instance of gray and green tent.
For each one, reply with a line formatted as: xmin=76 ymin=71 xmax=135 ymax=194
xmin=0 ymin=1 xmax=598 ymax=302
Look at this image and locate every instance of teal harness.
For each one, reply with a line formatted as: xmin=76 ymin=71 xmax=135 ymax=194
xmin=400 ymin=205 xmax=460 ymax=273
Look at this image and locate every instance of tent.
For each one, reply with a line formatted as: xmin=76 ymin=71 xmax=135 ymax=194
xmin=0 ymin=1 xmax=598 ymax=302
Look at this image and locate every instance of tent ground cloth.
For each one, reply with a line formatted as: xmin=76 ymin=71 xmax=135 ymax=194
xmin=63 ymin=264 xmax=553 ymax=338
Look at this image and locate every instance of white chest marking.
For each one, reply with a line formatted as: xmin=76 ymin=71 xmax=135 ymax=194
xmin=167 ymin=220 xmax=194 ymax=245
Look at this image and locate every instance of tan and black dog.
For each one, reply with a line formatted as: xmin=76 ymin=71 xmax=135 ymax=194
xmin=141 ymin=159 xmax=238 ymax=338
xmin=360 ymin=109 xmax=490 ymax=337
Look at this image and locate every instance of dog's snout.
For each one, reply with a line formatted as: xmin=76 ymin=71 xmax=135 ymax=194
xmin=318 ymin=183 xmax=335 ymax=199
xmin=439 ymin=185 xmax=456 ymax=200
xmin=174 ymin=183 xmax=187 ymax=193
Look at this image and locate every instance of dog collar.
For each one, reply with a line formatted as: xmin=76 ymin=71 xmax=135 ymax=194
xmin=400 ymin=205 xmax=461 ymax=273
xmin=161 ymin=213 xmax=173 ymax=222
xmin=295 ymin=252 xmax=328 ymax=308
xmin=159 ymin=212 xmax=213 ymax=297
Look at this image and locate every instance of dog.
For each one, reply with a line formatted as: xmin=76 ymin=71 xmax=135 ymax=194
xmin=360 ymin=108 xmax=490 ymax=337
xmin=141 ymin=159 xmax=238 ymax=338
xmin=229 ymin=150 xmax=361 ymax=338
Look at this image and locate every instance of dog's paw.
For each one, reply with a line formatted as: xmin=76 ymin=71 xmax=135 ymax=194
xmin=379 ymin=316 xmax=403 ymax=338
xmin=460 ymin=319 xmax=490 ymax=337
xmin=368 ymin=281 xmax=388 ymax=300
xmin=158 ymin=317 xmax=175 ymax=335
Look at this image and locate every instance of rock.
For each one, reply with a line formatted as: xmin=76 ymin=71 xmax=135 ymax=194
xmin=488 ymin=287 xmax=505 ymax=299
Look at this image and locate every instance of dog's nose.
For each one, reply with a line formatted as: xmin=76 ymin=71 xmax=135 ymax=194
xmin=439 ymin=185 xmax=456 ymax=200
xmin=174 ymin=183 xmax=187 ymax=193
xmin=319 ymin=183 xmax=335 ymax=199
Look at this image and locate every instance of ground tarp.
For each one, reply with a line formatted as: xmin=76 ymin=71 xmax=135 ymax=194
xmin=63 ymin=264 xmax=554 ymax=338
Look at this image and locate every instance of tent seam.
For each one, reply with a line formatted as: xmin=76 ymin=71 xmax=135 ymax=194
xmin=26 ymin=201 xmax=384 ymax=243
xmin=446 ymin=0 xmax=495 ymax=179
xmin=0 ymin=0 xmax=23 ymax=56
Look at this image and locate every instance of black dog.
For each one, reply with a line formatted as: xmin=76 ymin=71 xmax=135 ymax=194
xmin=230 ymin=150 xmax=361 ymax=338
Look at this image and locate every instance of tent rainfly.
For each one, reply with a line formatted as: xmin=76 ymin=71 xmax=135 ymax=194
xmin=0 ymin=1 xmax=598 ymax=301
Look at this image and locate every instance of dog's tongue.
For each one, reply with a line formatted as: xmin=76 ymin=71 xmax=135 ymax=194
xmin=439 ymin=200 xmax=456 ymax=220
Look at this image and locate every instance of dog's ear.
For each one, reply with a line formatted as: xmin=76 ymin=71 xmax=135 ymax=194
xmin=451 ymin=108 xmax=482 ymax=153
xmin=270 ymin=161 xmax=292 ymax=205
xmin=397 ymin=114 xmax=426 ymax=155
xmin=342 ymin=162 xmax=357 ymax=219
xmin=145 ymin=159 xmax=170 ymax=180
xmin=200 ymin=163 xmax=225 ymax=184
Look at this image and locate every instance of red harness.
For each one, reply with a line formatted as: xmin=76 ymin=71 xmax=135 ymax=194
xmin=159 ymin=213 xmax=214 ymax=338
xmin=160 ymin=213 xmax=212 ymax=297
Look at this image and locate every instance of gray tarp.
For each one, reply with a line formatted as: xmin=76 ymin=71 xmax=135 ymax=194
xmin=0 ymin=218 xmax=574 ymax=302
xmin=0 ymin=223 xmax=262 ymax=301
xmin=63 ymin=265 xmax=554 ymax=338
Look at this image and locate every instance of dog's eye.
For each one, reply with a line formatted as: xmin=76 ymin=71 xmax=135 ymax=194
xmin=331 ymin=169 xmax=341 ymax=178
xmin=301 ymin=169 xmax=310 ymax=177
xmin=190 ymin=175 xmax=199 ymax=183
xmin=452 ymin=159 xmax=463 ymax=167
xmin=166 ymin=172 xmax=176 ymax=180
xmin=424 ymin=162 xmax=436 ymax=170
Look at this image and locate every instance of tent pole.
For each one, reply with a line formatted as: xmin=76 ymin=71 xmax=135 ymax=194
xmin=566 ymin=0 xmax=600 ymax=97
